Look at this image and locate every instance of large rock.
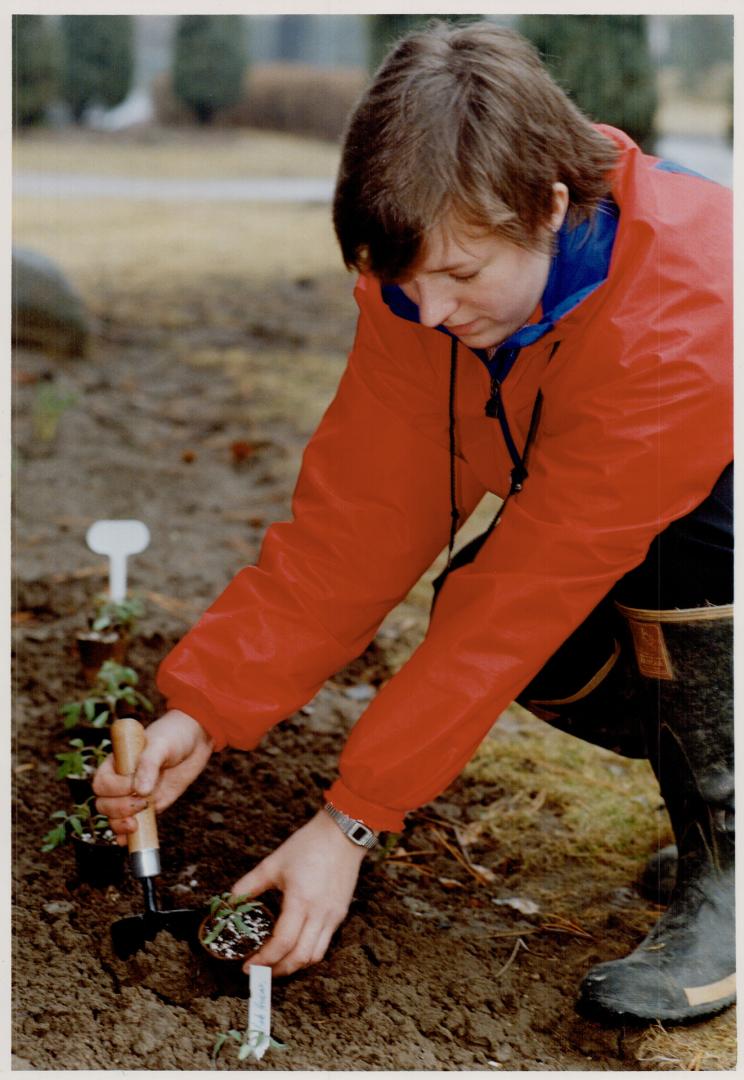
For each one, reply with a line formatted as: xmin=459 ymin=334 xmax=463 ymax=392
xmin=12 ymin=247 xmax=90 ymax=357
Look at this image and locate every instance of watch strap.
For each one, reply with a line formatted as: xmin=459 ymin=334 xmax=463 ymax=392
xmin=324 ymin=802 xmax=379 ymax=849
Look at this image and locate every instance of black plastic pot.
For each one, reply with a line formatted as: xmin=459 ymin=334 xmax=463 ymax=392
xmin=76 ymin=630 xmax=129 ymax=686
xmin=63 ymin=701 xmax=149 ymax=746
xmin=65 ymin=773 xmax=95 ymax=805
xmin=71 ymin=831 xmax=126 ymax=887
xmin=62 ymin=722 xmax=112 ymax=748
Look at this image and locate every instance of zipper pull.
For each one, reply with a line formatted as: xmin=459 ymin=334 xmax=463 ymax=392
xmin=485 ymin=376 xmax=501 ymax=419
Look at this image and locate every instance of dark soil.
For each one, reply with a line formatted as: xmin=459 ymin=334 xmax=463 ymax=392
xmin=11 ymin=274 xmax=731 ymax=1070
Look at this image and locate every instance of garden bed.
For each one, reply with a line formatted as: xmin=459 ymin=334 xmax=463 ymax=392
xmin=12 ymin=266 xmax=735 ymax=1070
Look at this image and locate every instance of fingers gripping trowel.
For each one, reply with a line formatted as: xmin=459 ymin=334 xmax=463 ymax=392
xmin=110 ymin=717 xmax=202 ymax=958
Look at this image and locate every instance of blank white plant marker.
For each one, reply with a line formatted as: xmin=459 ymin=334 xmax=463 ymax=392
xmin=86 ymin=520 xmax=150 ymax=602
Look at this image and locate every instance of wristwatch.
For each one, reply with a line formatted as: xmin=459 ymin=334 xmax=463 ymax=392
xmin=324 ymin=802 xmax=379 ymax=850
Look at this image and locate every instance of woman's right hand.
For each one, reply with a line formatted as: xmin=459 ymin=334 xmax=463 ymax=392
xmin=93 ymin=708 xmax=214 ymax=844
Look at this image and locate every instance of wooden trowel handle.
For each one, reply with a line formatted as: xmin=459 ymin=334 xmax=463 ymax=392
xmin=111 ymin=717 xmax=159 ymax=858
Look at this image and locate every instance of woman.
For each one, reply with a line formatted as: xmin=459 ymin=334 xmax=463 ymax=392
xmin=95 ymin=22 xmax=733 ymax=1024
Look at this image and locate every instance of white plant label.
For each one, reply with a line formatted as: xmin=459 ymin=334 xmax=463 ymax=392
xmin=86 ymin=519 xmax=150 ymax=602
xmin=246 ymin=964 xmax=272 ymax=1060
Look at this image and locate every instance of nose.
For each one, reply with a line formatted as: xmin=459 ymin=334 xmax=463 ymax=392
xmin=415 ymin=279 xmax=458 ymax=328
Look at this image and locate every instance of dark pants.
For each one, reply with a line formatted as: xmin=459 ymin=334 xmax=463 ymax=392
xmin=515 ymin=462 xmax=733 ymax=756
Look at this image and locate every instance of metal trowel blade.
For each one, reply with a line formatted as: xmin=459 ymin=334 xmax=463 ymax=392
xmin=111 ymin=906 xmax=203 ymax=959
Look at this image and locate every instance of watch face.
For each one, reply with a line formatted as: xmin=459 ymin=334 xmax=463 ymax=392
xmin=350 ymin=823 xmax=371 ymax=844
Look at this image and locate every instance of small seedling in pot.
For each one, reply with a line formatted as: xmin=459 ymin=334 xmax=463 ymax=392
xmin=199 ymin=892 xmax=274 ymax=961
xmin=55 ymin=737 xmax=111 ymax=802
xmin=90 ymin=594 xmax=145 ymax=635
xmin=77 ymin=595 xmax=145 ymax=683
xmin=60 ymin=660 xmax=153 ymax=734
xmin=212 ymin=1026 xmax=286 ymax=1063
xmin=42 ymin=797 xmax=124 ymax=886
xmin=55 ymin=737 xmax=111 ymax=779
xmin=41 ymin=798 xmax=115 ymax=851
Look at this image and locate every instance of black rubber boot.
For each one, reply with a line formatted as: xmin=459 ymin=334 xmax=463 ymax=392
xmin=577 ymin=603 xmax=735 ymax=1024
xmin=639 ymin=844 xmax=677 ymax=906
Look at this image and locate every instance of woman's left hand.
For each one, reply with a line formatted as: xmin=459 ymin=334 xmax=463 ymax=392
xmin=232 ymin=808 xmax=368 ymax=976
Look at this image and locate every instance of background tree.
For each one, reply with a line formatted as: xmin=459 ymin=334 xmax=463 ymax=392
xmin=172 ymin=15 xmax=248 ymax=125
xmin=12 ymin=14 xmax=60 ymax=128
xmin=275 ymin=15 xmax=313 ymax=61
xmin=667 ymin=15 xmax=733 ymax=95
xmin=367 ymin=14 xmax=480 ymax=71
xmin=60 ymin=15 xmax=134 ymax=123
xmin=518 ymin=15 xmax=657 ymax=152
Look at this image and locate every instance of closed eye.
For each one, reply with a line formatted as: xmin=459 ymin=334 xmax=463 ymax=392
xmin=450 ymin=271 xmax=479 ymax=283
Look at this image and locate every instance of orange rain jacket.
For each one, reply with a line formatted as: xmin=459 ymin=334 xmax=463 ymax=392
xmin=158 ymin=127 xmax=732 ymax=832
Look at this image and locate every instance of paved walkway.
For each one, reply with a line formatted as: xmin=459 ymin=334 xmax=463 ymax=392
xmin=13 ymin=136 xmax=732 ymax=202
xmin=13 ymin=172 xmax=335 ymax=202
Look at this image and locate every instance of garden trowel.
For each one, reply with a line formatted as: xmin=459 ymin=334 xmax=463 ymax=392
xmin=86 ymin=519 xmax=150 ymax=603
xmin=110 ymin=717 xmax=202 ymax=959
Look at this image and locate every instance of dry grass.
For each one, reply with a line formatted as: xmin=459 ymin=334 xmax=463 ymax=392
xmin=13 ymin=132 xmax=343 ymax=295
xmin=656 ymin=67 xmax=732 ymax=137
xmin=465 ymin=704 xmax=666 ymax=895
xmin=13 ymin=198 xmax=341 ymax=295
xmin=189 ymin=345 xmax=347 ymax=441
xmin=626 ymin=1012 xmax=737 ymax=1070
xmin=13 ymin=126 xmax=341 ymax=179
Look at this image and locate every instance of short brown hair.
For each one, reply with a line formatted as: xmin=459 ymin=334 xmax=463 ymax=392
xmin=333 ymin=20 xmax=619 ymax=281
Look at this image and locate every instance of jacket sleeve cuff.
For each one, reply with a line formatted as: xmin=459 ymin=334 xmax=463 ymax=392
xmin=324 ymin=779 xmax=406 ymax=832
xmin=164 ymin=696 xmax=230 ymax=752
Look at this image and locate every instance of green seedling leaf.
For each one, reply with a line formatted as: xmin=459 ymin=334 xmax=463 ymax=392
xmin=41 ymin=824 xmax=67 ymax=851
xmin=211 ymin=1033 xmax=228 ymax=1060
xmin=203 ymin=918 xmax=228 ymax=945
xmin=91 ymin=709 xmax=110 ymax=728
xmin=91 ymin=814 xmax=110 ymax=835
xmin=83 ymin=699 xmax=97 ymax=722
xmin=55 ymin=753 xmax=85 ymax=780
xmin=231 ymin=914 xmax=248 ymax=936
xmin=61 ymin=703 xmax=82 ymax=728
xmin=69 ymin=817 xmax=84 ymax=836
xmin=92 ymin=596 xmax=145 ymax=633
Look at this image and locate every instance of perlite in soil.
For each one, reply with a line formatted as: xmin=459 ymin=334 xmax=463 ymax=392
xmin=199 ymin=893 xmax=274 ymax=961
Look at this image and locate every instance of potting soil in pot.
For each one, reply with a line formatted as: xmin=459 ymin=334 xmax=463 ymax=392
xmin=200 ymin=906 xmax=273 ymax=961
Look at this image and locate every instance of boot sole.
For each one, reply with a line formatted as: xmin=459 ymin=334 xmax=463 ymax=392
xmin=576 ymin=990 xmax=736 ymax=1026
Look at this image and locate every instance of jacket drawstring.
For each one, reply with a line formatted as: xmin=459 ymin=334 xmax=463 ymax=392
xmin=446 ymin=336 xmax=461 ymax=567
xmin=436 ymin=338 xmax=561 ymax=603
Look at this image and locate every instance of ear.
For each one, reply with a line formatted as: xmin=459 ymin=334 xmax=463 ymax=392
xmin=549 ymin=182 xmax=569 ymax=232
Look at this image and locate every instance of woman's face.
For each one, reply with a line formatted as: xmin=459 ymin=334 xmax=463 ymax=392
xmin=399 ymin=183 xmax=568 ymax=350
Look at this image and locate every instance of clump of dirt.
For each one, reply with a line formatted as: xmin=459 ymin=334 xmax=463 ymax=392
xmin=12 ymin=277 xmax=735 ymax=1070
